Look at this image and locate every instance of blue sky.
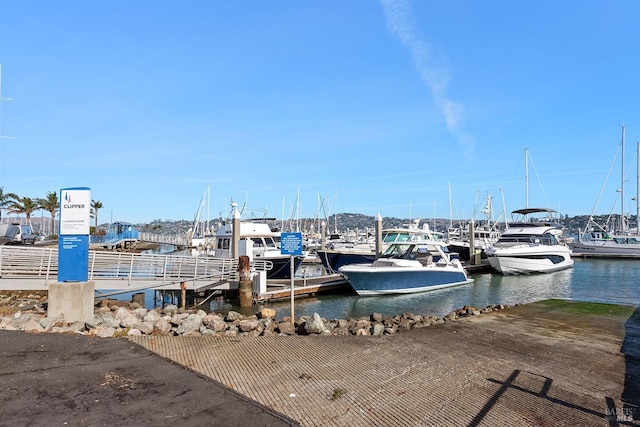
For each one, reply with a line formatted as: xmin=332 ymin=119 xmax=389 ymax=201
xmin=1 ymin=0 xmax=639 ymax=226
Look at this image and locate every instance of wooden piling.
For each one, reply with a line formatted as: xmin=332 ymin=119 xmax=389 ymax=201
xmin=238 ymin=255 xmax=252 ymax=307
xmin=180 ymin=282 xmax=187 ymax=310
xmin=375 ymin=213 xmax=383 ymax=259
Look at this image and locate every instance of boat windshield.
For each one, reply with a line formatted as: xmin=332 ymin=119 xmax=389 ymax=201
xmin=264 ymin=237 xmax=278 ymax=248
xmin=382 ymin=243 xmax=413 ymax=257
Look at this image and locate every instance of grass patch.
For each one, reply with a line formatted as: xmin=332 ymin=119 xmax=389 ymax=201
xmin=331 ymin=388 xmax=347 ymax=400
xmin=537 ymin=299 xmax=636 ymax=318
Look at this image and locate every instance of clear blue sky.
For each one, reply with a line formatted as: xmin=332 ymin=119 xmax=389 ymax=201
xmin=1 ymin=0 xmax=639 ymax=226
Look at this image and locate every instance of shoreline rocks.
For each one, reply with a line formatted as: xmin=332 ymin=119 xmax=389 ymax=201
xmin=0 ymin=292 xmax=516 ymax=338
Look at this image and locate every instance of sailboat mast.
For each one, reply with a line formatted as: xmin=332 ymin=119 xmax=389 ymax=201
xmin=448 ymin=183 xmax=453 ymax=228
xmin=206 ymin=184 xmax=211 ymax=234
xmin=621 ymin=125 xmax=626 ymax=233
xmin=525 ymin=148 xmax=529 ymax=209
xmin=637 ymin=141 xmax=639 ymax=235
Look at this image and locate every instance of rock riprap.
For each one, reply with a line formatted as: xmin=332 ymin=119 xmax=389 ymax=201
xmin=0 ymin=292 xmax=514 ymax=338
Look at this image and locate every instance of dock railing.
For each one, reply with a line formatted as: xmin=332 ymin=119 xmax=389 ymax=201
xmin=0 ymin=246 xmax=273 ymax=290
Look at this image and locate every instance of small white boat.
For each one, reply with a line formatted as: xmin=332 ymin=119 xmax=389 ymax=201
xmin=338 ymin=242 xmax=473 ymax=296
xmin=485 ymin=208 xmax=573 ymax=275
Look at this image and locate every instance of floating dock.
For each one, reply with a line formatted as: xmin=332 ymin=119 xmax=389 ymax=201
xmin=259 ymin=274 xmax=350 ymax=301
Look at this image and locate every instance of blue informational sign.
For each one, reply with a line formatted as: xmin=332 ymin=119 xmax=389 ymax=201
xmin=58 ymin=187 xmax=91 ymax=282
xmin=280 ymin=232 xmax=303 ymax=256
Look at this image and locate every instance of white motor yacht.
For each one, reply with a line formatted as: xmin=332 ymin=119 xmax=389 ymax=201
xmin=485 ymin=208 xmax=573 ymax=275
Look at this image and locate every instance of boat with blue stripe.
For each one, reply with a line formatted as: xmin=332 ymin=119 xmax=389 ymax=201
xmin=338 ymin=242 xmax=473 ymax=296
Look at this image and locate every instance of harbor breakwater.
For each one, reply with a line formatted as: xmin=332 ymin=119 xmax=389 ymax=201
xmin=0 ymin=291 xmax=514 ymax=338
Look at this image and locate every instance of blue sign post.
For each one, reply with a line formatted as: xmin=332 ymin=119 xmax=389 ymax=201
xmin=280 ymin=232 xmax=303 ymax=256
xmin=58 ymin=187 xmax=91 ymax=282
xmin=48 ymin=187 xmax=94 ymax=323
xmin=281 ymin=232 xmax=302 ymax=328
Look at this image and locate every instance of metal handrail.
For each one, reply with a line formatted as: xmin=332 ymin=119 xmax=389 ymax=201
xmin=0 ymin=246 xmax=272 ymax=288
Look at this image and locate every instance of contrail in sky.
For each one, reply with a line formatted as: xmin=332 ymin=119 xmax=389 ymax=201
xmin=380 ymin=0 xmax=474 ymax=160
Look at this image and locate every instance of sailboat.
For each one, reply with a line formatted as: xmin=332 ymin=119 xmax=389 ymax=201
xmin=484 ymin=149 xmax=574 ymax=274
xmin=568 ymin=126 xmax=640 ymax=257
xmin=188 ymin=186 xmax=214 ymax=249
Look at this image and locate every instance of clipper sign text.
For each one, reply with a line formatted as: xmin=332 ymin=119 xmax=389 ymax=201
xmin=58 ymin=187 xmax=91 ymax=282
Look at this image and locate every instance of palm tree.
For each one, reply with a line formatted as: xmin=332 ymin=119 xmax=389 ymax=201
xmin=7 ymin=196 xmax=38 ymax=228
xmin=0 ymin=187 xmax=18 ymax=224
xmin=91 ymin=199 xmax=103 ymax=231
xmin=37 ymin=191 xmax=59 ymax=235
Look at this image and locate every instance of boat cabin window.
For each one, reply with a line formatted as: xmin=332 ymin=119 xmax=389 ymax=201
xmin=249 ymin=238 xmax=264 ymax=248
xmin=498 ymin=234 xmax=558 ymax=245
xmin=615 ymin=237 xmax=640 ymax=244
xmin=218 ymin=238 xmax=230 ymax=250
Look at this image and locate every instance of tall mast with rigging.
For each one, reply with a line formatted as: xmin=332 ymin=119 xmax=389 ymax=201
xmin=621 ymin=125 xmax=626 ymax=233
xmin=637 ymin=141 xmax=639 ymax=234
xmin=525 ymin=148 xmax=530 ymax=209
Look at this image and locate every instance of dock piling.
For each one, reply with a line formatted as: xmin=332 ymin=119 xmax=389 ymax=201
xmin=180 ymin=282 xmax=187 ymax=310
xmin=238 ymin=255 xmax=252 ymax=307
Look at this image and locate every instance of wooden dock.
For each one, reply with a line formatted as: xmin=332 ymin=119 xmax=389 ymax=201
xmin=257 ymin=274 xmax=350 ymax=302
xmin=463 ymin=259 xmax=493 ymax=274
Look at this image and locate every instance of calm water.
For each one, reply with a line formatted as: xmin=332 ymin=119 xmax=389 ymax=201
xmin=208 ymin=258 xmax=640 ymax=320
xmin=139 ymin=245 xmax=640 ymax=320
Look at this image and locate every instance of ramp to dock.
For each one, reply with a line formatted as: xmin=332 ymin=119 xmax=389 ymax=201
xmin=132 ymin=300 xmax=640 ymax=426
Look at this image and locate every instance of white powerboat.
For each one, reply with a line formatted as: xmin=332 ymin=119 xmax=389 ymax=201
xmin=485 ymin=208 xmax=573 ymax=275
xmin=338 ymin=242 xmax=472 ymax=296
xmin=317 ymin=219 xmax=450 ymax=273
xmin=212 ymin=220 xmax=303 ymax=280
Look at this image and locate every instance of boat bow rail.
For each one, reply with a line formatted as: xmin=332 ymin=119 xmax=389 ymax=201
xmin=0 ymin=246 xmax=272 ymax=291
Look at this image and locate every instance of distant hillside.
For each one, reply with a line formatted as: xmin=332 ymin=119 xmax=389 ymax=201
xmin=124 ymin=213 xmax=636 ymax=237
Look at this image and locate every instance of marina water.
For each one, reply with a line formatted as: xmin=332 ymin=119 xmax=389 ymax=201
xmin=141 ymin=246 xmax=640 ymax=321
xmin=208 ymin=257 xmax=640 ymax=320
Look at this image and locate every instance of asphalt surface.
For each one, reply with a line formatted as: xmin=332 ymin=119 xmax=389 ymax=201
xmin=0 ymin=330 xmax=298 ymax=426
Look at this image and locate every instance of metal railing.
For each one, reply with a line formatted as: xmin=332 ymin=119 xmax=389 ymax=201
xmin=138 ymin=232 xmax=189 ymax=247
xmin=0 ymin=246 xmax=272 ymax=290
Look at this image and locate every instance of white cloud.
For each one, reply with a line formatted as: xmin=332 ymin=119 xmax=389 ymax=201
xmin=380 ymin=0 xmax=474 ymax=160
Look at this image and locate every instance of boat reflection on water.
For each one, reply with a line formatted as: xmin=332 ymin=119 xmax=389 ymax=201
xmin=218 ymin=258 xmax=640 ymax=320
xmin=480 ymin=266 xmax=573 ymax=307
xmin=209 ymin=265 xmax=576 ymax=320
